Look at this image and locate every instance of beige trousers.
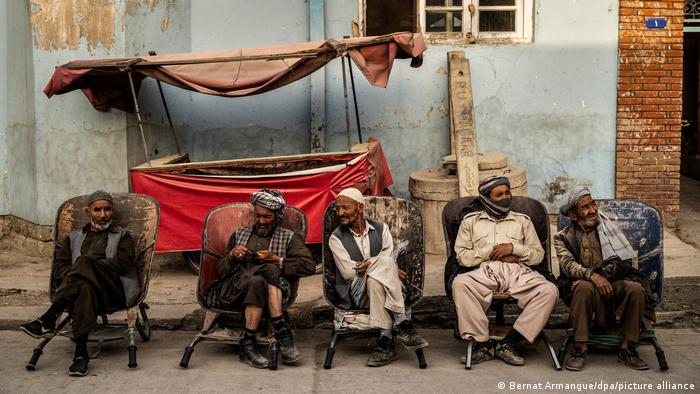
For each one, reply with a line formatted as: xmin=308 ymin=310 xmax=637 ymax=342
xmin=353 ymin=256 xmax=406 ymax=330
xmin=451 ymin=260 xmax=558 ymax=343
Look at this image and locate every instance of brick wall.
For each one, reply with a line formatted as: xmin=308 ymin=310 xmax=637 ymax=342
xmin=616 ymin=0 xmax=684 ymax=224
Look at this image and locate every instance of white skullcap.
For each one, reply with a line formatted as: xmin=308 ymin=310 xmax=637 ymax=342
xmin=337 ymin=187 xmax=365 ymax=205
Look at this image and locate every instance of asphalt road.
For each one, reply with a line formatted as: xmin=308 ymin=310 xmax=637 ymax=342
xmin=2 ymin=328 xmax=699 ymax=394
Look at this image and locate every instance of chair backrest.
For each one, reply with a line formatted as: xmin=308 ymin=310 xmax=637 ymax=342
xmin=322 ymin=196 xmax=425 ymax=310
xmin=197 ymin=203 xmax=307 ymax=308
xmin=557 ymin=199 xmax=663 ymax=306
xmin=52 ymin=193 xmax=160 ymax=305
xmin=442 ymin=196 xmax=551 ymax=299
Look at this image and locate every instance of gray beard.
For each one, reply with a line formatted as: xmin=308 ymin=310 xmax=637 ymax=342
xmin=92 ymin=219 xmax=112 ymax=231
xmin=254 ymin=225 xmax=275 ymax=237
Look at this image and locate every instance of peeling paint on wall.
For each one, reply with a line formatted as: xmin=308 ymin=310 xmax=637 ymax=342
xmin=30 ymin=0 xmax=116 ymax=50
xmin=126 ymin=0 xmax=174 ymax=32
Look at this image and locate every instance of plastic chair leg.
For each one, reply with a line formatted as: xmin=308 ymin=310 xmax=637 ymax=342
xmin=415 ymin=348 xmax=427 ymax=369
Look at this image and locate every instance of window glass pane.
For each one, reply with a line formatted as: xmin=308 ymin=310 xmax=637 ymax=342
xmin=453 ymin=13 xmax=462 ymax=29
xmin=479 ymin=10 xmax=515 ymax=31
xmin=366 ymin=0 xmax=416 ymax=35
xmin=450 ymin=0 xmax=463 ymax=5
xmin=426 ymin=12 xmax=447 ymax=32
xmin=479 ymin=0 xmax=515 ymax=6
xmin=426 ymin=0 xmax=446 ymax=6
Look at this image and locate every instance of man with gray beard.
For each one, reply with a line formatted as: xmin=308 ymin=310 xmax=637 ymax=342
xmin=20 ymin=191 xmax=136 ymax=377
xmin=206 ymin=189 xmax=315 ymax=368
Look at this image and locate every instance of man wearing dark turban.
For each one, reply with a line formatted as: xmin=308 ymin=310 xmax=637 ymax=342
xmin=205 ymin=189 xmax=315 ymax=368
xmin=451 ymin=177 xmax=558 ymax=366
xmin=20 ymin=191 xmax=137 ymax=377
xmin=555 ymin=186 xmax=650 ymax=371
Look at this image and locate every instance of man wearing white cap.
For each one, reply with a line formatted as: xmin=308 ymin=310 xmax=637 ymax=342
xmin=328 ymin=187 xmax=428 ymax=367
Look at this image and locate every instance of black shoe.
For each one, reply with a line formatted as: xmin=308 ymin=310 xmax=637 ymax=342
xmin=495 ymin=342 xmax=525 ymax=366
xmin=68 ymin=357 xmax=88 ymax=377
xmin=460 ymin=342 xmax=494 ymax=365
xmin=565 ymin=347 xmax=587 ymax=371
xmin=20 ymin=319 xmax=53 ymax=339
xmin=239 ymin=336 xmax=269 ymax=369
xmin=395 ymin=320 xmax=428 ymax=350
xmin=618 ymin=347 xmax=649 ymax=370
xmin=276 ymin=327 xmax=302 ymax=364
xmin=367 ymin=336 xmax=396 ymax=367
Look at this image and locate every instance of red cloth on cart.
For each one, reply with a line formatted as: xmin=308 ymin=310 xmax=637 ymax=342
xmin=130 ymin=140 xmax=393 ymax=252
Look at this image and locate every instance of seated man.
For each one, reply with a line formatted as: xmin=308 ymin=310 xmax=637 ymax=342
xmin=555 ymin=186 xmax=651 ymax=371
xmin=21 ymin=191 xmax=137 ymax=377
xmin=205 ymin=189 xmax=314 ymax=369
xmin=452 ymin=176 xmax=558 ymax=366
xmin=328 ymin=187 xmax=428 ymax=367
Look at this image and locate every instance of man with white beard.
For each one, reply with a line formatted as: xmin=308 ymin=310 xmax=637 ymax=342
xmin=20 ymin=191 xmax=136 ymax=377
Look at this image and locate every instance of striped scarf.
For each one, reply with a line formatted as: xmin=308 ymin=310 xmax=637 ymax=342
xmin=478 ymin=176 xmax=512 ymax=220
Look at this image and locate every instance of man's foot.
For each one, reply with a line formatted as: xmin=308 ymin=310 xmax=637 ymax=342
xmin=276 ymin=327 xmax=302 ymax=364
xmin=618 ymin=347 xmax=649 ymax=370
xmin=395 ymin=320 xmax=428 ymax=350
xmin=460 ymin=342 xmax=494 ymax=365
xmin=565 ymin=347 xmax=587 ymax=371
xmin=495 ymin=342 xmax=525 ymax=366
xmin=239 ymin=336 xmax=269 ymax=369
xmin=19 ymin=319 xmax=53 ymax=339
xmin=68 ymin=357 xmax=89 ymax=377
xmin=367 ymin=336 xmax=396 ymax=367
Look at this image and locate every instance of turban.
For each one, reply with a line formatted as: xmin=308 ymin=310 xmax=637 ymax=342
xmin=559 ymin=186 xmax=591 ymax=216
xmin=87 ymin=190 xmax=113 ymax=206
xmin=337 ymin=187 xmax=365 ymax=205
xmin=251 ymin=189 xmax=285 ymax=211
xmin=478 ymin=176 xmax=511 ymax=220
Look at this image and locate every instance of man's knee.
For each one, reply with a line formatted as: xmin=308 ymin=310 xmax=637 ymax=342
xmin=572 ymin=281 xmax=596 ymax=300
xmin=621 ymin=281 xmax=645 ymax=299
xmin=538 ymin=281 xmax=559 ymax=303
xmin=247 ymin=275 xmax=268 ymax=293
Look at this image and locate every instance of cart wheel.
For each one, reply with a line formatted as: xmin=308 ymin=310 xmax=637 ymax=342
xmin=323 ymin=348 xmax=335 ymax=369
xmin=136 ymin=320 xmax=151 ymax=342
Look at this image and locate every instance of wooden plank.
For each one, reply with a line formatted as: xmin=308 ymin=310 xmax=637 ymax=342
xmin=448 ymin=51 xmax=478 ymax=197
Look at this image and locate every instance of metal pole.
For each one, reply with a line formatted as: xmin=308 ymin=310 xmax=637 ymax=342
xmin=127 ymin=71 xmax=152 ymax=167
xmin=346 ymin=54 xmax=363 ymax=144
xmin=341 ymin=56 xmax=351 ymax=150
xmin=149 ymin=51 xmax=181 ymax=154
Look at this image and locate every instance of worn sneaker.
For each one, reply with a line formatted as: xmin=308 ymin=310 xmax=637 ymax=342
xmin=460 ymin=342 xmax=494 ymax=365
xmin=565 ymin=347 xmax=587 ymax=371
xmin=395 ymin=320 xmax=428 ymax=350
xmin=20 ymin=319 xmax=53 ymax=339
xmin=68 ymin=357 xmax=88 ymax=377
xmin=239 ymin=336 xmax=270 ymax=369
xmin=276 ymin=327 xmax=302 ymax=364
xmin=367 ymin=336 xmax=396 ymax=367
xmin=618 ymin=347 xmax=649 ymax=370
xmin=495 ymin=342 xmax=525 ymax=366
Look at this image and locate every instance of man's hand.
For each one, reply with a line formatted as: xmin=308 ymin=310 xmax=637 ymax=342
xmin=398 ymin=269 xmax=408 ymax=281
xmin=590 ymin=272 xmax=613 ymax=299
xmin=255 ymin=250 xmax=281 ymax=265
xmin=490 ymin=243 xmax=514 ymax=261
xmin=356 ymin=260 xmax=370 ymax=276
xmin=500 ymin=255 xmax=520 ymax=264
xmin=229 ymin=245 xmax=251 ymax=260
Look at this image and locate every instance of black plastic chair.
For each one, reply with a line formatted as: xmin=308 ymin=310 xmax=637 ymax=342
xmin=555 ymin=199 xmax=668 ymax=370
xmin=179 ymin=203 xmax=307 ymax=370
xmin=26 ymin=193 xmax=159 ymax=371
xmin=322 ymin=196 xmax=427 ymax=369
xmin=442 ymin=196 xmax=561 ymax=370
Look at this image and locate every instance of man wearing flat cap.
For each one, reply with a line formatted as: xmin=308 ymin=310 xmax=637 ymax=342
xmin=328 ymin=187 xmax=428 ymax=367
xmin=452 ymin=176 xmax=558 ymax=366
xmin=206 ymin=189 xmax=314 ymax=368
xmin=20 ymin=191 xmax=137 ymax=377
xmin=555 ymin=186 xmax=651 ymax=371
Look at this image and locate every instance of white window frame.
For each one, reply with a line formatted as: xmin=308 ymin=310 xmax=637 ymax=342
xmin=359 ymin=0 xmax=533 ymax=44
